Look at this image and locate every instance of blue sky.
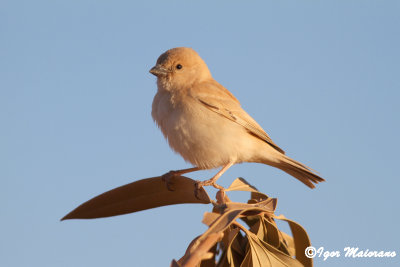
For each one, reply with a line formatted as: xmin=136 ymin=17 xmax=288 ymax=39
xmin=1 ymin=1 xmax=399 ymax=266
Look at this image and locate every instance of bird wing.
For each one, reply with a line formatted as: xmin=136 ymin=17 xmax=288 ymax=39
xmin=192 ymin=81 xmax=285 ymax=154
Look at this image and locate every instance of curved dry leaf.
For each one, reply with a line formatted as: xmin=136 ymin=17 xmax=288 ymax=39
xmin=180 ymin=232 xmax=224 ymax=267
xmin=225 ymin=198 xmax=277 ymax=216
xmin=61 ymin=176 xmax=211 ymax=220
xmin=245 ymin=215 xmax=291 ymax=257
xmin=249 ymin=191 xmax=270 ymax=203
xmin=239 ymin=227 xmax=272 ymax=267
xmin=280 ymin=231 xmax=295 ymax=256
xmin=258 ymin=237 xmax=303 ymax=267
xmin=197 ymin=209 xmax=244 ymax=249
xmin=239 ymin=225 xmax=303 ymax=267
xmin=200 ymin=243 xmax=218 ymax=267
xmin=178 ymin=197 xmax=312 ymax=267
xmin=240 ymin=249 xmax=253 ymax=267
xmin=248 ymin=235 xmax=276 ymax=267
xmin=249 ymin=218 xmax=264 ymax=241
xmin=226 ymin=228 xmax=241 ymax=265
xmin=262 ymin=217 xmax=280 ymax=249
xmin=226 ymin=177 xmax=259 ymax=192
xmin=196 ymin=205 xmax=279 ymax=259
xmin=201 ymin=208 xmax=257 ymax=242
xmin=275 ymin=214 xmax=313 ymax=267
xmin=202 ymin=212 xmax=221 ymax=227
xmin=177 ymin=235 xmax=202 ymax=265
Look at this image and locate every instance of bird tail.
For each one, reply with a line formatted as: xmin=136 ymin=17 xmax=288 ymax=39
xmin=277 ymin=155 xmax=325 ymax=189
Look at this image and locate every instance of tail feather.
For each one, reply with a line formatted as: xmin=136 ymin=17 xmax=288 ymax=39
xmin=278 ymin=155 xmax=325 ymax=189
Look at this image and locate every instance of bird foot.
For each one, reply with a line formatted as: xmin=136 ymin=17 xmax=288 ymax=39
xmin=161 ymin=170 xmax=178 ymax=191
xmin=194 ymin=179 xmax=224 ymax=199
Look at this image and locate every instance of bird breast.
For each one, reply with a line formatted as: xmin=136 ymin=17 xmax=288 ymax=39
xmin=151 ymin=90 xmax=259 ymax=169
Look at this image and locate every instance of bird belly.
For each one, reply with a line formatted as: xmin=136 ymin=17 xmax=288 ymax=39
xmin=153 ymin=95 xmax=254 ymax=169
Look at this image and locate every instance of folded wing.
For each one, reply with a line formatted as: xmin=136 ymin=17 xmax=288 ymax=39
xmin=192 ymin=81 xmax=285 ymax=154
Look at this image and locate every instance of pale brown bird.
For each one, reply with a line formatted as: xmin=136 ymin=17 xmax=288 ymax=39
xmin=150 ymin=47 xmax=324 ymax=191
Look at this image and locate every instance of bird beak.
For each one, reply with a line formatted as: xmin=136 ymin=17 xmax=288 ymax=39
xmin=149 ymin=65 xmax=169 ymax=77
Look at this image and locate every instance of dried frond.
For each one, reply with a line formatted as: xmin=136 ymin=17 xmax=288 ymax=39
xmin=62 ymin=176 xmax=313 ymax=267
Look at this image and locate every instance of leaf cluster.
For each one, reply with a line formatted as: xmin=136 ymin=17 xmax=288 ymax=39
xmin=62 ymin=177 xmax=312 ymax=267
xmin=173 ymin=178 xmax=312 ymax=267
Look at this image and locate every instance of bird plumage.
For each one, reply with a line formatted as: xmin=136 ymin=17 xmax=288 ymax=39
xmin=150 ymin=47 xmax=324 ymax=189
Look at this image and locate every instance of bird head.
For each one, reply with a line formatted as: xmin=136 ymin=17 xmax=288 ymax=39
xmin=149 ymin=47 xmax=212 ymax=90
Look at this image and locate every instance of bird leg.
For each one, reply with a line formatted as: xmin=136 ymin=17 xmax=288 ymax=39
xmin=195 ymin=162 xmax=235 ymax=196
xmin=162 ymin=167 xmax=200 ymax=191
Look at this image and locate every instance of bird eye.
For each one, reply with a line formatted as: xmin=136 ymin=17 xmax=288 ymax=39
xmin=176 ymin=64 xmax=182 ymax=70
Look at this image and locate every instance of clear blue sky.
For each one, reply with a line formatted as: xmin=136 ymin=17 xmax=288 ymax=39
xmin=1 ymin=1 xmax=399 ymax=266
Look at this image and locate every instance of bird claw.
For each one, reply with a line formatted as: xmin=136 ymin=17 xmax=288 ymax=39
xmin=161 ymin=171 xmax=177 ymax=191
